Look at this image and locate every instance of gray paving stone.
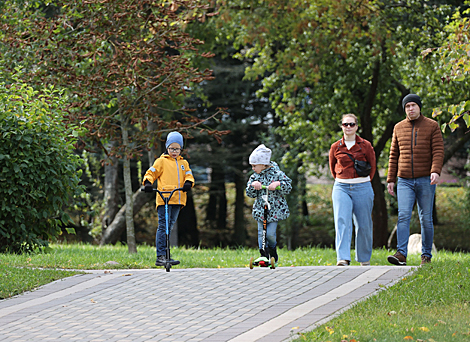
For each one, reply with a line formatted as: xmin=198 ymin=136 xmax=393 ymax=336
xmin=0 ymin=266 xmax=415 ymax=342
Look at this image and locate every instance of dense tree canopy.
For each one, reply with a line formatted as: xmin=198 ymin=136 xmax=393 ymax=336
xmin=199 ymin=0 xmax=470 ymax=246
xmin=1 ymin=0 xmax=469 ymax=249
xmin=0 ymin=0 xmax=228 ymax=252
xmin=426 ymin=5 xmax=470 ymax=130
xmin=0 ymin=0 xmax=221 ymax=157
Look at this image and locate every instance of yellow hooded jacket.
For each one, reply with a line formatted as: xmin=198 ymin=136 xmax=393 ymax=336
xmin=142 ymin=153 xmax=195 ymax=207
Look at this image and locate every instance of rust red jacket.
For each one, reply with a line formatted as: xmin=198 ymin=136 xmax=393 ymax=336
xmin=387 ymin=114 xmax=444 ymax=183
xmin=329 ymin=135 xmax=376 ymax=180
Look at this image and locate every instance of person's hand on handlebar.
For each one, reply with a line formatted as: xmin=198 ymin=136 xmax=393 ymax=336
xmin=144 ymin=180 xmax=153 ymax=193
xmin=251 ymin=181 xmax=262 ymax=190
xmin=182 ymin=181 xmax=193 ymax=192
xmin=268 ymin=181 xmax=280 ymax=191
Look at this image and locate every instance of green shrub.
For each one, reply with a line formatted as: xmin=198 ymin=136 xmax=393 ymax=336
xmin=0 ymin=81 xmax=83 ymax=253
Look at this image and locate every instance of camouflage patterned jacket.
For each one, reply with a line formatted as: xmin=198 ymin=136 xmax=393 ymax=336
xmin=246 ymin=162 xmax=292 ymax=222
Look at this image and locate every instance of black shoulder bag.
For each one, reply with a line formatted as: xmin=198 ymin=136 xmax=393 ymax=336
xmin=340 ymin=152 xmax=372 ymax=177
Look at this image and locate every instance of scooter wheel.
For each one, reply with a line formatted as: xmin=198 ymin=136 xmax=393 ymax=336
xmin=249 ymin=257 xmax=254 ymax=270
xmin=165 ymin=263 xmax=171 ymax=272
xmin=270 ymin=257 xmax=276 ymax=269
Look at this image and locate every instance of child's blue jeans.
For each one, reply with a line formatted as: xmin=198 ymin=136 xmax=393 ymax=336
xmin=257 ymin=221 xmax=278 ymax=250
xmin=156 ymin=205 xmax=181 ymax=257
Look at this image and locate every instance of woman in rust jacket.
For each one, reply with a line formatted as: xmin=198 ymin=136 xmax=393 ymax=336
xmin=329 ymin=114 xmax=376 ymax=266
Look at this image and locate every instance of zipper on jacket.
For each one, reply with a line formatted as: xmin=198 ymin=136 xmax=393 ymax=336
xmin=175 ymin=158 xmax=181 ymax=204
xmin=411 ymin=122 xmax=415 ymax=178
xmin=415 ymin=130 xmax=418 ymax=146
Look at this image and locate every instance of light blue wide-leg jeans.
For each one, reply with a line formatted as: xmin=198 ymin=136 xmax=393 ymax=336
xmin=332 ymin=181 xmax=374 ymax=263
xmin=396 ymin=176 xmax=435 ymax=258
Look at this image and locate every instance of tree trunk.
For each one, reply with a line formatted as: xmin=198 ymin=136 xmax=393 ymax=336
xmin=359 ymin=54 xmax=390 ymax=248
xmin=205 ymin=164 xmax=227 ymax=231
xmin=147 ymin=119 xmax=159 ymax=164
xmin=100 ymin=190 xmax=154 ymax=245
xmin=121 ymin=116 xmax=137 ymax=253
xmin=101 ymin=142 xmax=120 ymax=231
xmin=284 ymin=166 xmax=303 ymax=250
xmin=371 ymin=173 xmax=388 ymax=247
xmin=177 ymin=190 xmax=199 ymax=247
xmin=232 ymin=169 xmax=246 ymax=246
xmin=217 ymin=181 xmax=227 ymax=231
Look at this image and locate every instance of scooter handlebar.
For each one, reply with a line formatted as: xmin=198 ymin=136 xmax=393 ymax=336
xmin=140 ymin=186 xmax=185 ymax=202
xmin=261 ymin=185 xmax=281 ymax=190
xmin=140 ymin=186 xmax=184 ymax=193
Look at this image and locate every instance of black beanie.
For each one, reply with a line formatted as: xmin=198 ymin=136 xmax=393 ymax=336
xmin=402 ymin=94 xmax=422 ymax=111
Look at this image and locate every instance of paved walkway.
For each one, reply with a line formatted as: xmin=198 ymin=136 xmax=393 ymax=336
xmin=0 ymin=266 xmax=414 ymax=342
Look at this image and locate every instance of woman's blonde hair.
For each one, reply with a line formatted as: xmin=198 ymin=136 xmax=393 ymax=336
xmin=341 ymin=113 xmax=358 ymax=124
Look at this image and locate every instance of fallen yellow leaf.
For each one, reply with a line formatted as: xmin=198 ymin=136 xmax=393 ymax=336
xmin=404 ymin=336 xmax=413 ymax=340
xmin=419 ymin=327 xmax=429 ymax=332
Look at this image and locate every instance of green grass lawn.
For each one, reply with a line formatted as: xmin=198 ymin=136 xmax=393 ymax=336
xmin=2 ymin=245 xmax=469 ymax=341
xmin=0 ymin=265 xmax=83 ymax=299
xmin=293 ymin=253 xmax=470 ymax=342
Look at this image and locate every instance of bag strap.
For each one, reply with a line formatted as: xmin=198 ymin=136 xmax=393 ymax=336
xmin=338 ymin=151 xmax=356 ymax=163
xmin=336 ymin=139 xmax=365 ymax=161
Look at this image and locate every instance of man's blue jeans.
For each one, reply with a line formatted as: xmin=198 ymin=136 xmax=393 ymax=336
xmin=396 ymin=176 xmax=436 ymax=258
xmin=156 ymin=205 xmax=181 ymax=257
xmin=257 ymin=221 xmax=278 ymax=250
xmin=332 ymin=181 xmax=374 ymax=263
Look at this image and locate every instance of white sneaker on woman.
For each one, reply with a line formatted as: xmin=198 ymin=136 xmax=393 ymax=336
xmin=336 ymin=260 xmax=350 ymax=266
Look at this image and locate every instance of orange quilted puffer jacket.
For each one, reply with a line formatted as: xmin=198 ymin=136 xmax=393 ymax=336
xmin=387 ymin=114 xmax=444 ymax=183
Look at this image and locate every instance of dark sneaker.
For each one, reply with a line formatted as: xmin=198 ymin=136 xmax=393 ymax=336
xmin=387 ymin=251 xmax=407 ymax=266
xmin=155 ymin=256 xmax=166 ymax=266
xmin=420 ymin=255 xmax=431 ymax=265
xmin=168 ymin=258 xmax=180 ymax=265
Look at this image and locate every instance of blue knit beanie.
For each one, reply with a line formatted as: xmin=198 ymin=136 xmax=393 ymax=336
xmin=402 ymin=94 xmax=422 ymax=111
xmin=165 ymin=132 xmax=183 ymax=149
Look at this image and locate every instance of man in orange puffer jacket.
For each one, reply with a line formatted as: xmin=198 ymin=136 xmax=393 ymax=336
xmin=386 ymin=94 xmax=444 ymax=266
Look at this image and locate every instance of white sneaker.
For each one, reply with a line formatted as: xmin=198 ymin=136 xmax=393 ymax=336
xmin=336 ymin=260 xmax=350 ymax=266
xmin=360 ymin=261 xmax=371 ymax=266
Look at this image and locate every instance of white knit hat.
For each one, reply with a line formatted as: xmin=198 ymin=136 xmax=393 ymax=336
xmin=249 ymin=144 xmax=272 ymax=165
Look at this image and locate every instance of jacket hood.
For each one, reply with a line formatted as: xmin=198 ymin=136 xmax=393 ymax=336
xmin=258 ymin=161 xmax=280 ymax=175
xmin=161 ymin=153 xmax=183 ymax=160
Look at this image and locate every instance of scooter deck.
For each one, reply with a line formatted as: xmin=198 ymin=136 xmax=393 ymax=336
xmin=249 ymin=257 xmax=276 ymax=269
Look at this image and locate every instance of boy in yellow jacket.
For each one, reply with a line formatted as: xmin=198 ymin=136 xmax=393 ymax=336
xmin=142 ymin=132 xmax=194 ymax=266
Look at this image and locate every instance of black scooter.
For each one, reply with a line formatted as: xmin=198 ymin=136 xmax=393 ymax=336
xmin=142 ymin=186 xmax=183 ymax=272
xmin=249 ymin=185 xmax=280 ymax=270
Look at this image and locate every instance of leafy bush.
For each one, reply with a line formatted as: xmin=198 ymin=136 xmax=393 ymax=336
xmin=0 ymin=81 xmax=83 ymax=253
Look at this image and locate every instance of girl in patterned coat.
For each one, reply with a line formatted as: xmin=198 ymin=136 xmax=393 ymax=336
xmin=246 ymin=144 xmax=292 ymax=265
